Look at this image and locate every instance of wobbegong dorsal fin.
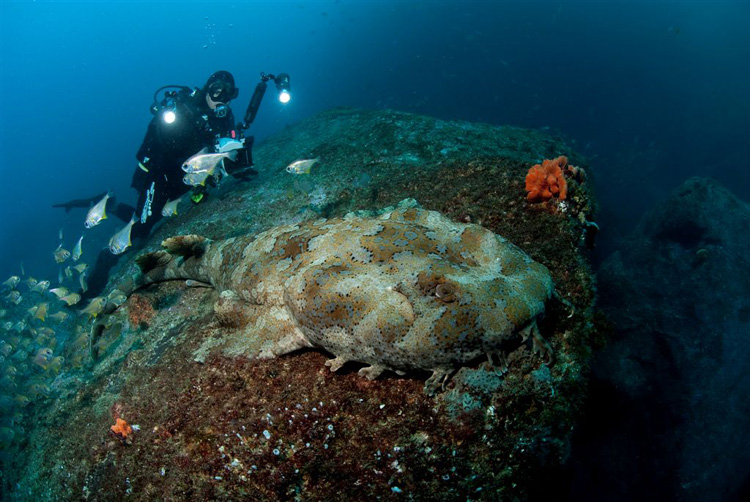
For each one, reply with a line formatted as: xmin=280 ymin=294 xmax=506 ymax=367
xmin=161 ymin=235 xmax=210 ymax=258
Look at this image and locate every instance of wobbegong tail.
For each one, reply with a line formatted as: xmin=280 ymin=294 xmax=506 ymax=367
xmin=100 ymin=235 xmax=215 ymax=316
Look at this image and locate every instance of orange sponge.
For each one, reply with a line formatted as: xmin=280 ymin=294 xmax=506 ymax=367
xmin=525 ymin=156 xmax=568 ymax=202
xmin=111 ymin=417 xmax=132 ymax=439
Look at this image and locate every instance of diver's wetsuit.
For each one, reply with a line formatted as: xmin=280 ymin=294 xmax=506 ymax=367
xmin=132 ymin=89 xmax=237 ymax=239
xmin=86 ymin=88 xmax=248 ymax=299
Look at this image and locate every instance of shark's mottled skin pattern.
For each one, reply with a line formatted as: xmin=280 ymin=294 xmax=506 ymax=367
xmin=120 ymin=203 xmax=554 ymax=394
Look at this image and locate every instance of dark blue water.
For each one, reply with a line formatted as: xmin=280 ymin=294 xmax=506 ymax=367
xmin=1 ymin=1 xmax=748 ymax=282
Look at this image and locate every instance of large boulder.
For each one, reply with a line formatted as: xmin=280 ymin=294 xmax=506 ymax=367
xmin=3 ymin=109 xmax=600 ymax=501
xmin=574 ymin=177 xmax=750 ymax=501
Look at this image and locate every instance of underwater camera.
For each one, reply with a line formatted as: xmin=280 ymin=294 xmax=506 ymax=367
xmin=149 ymin=85 xmax=193 ymax=124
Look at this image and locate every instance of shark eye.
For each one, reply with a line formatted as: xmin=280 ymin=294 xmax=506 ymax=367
xmin=435 ymin=282 xmax=458 ymax=303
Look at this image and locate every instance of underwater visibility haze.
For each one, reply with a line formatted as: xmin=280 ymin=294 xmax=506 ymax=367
xmin=0 ymin=1 xmax=748 ymax=501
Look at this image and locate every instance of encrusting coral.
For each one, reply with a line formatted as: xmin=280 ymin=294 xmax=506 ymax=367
xmin=525 ymin=156 xmax=569 ymax=202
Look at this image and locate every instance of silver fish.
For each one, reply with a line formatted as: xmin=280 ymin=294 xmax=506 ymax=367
xmin=182 ymin=150 xmax=236 ymax=174
xmin=4 ymin=291 xmax=21 ymax=305
xmin=85 ymin=193 xmax=110 ymax=228
xmin=79 ymin=296 xmax=107 ymax=318
xmin=106 ymin=289 xmax=128 ymax=308
xmin=286 ymin=158 xmax=319 ymax=175
xmin=72 ymin=235 xmax=84 ymax=261
xmin=30 ymin=280 xmax=50 ymax=294
xmin=53 ymin=244 xmax=71 ymax=264
xmin=2 ymin=276 xmax=19 ymax=289
xmin=108 ymin=216 xmax=136 ymax=255
xmin=161 ymin=198 xmax=181 ymax=217
xmin=182 ymin=171 xmax=212 ymax=187
xmin=79 ymin=270 xmax=88 ymax=293
xmin=48 ymin=287 xmax=70 ymax=299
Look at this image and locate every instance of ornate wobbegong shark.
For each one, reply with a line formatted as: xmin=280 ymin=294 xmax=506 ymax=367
xmin=100 ymin=200 xmax=554 ymax=395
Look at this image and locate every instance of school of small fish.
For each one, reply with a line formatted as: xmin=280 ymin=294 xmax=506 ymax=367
xmin=181 ymin=149 xmax=236 ymax=187
xmin=0 ymin=144 xmax=326 ymax=450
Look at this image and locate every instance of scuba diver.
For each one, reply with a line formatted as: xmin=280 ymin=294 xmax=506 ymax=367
xmin=52 ymin=70 xmax=269 ymax=298
xmin=133 ymin=70 xmax=255 ymax=239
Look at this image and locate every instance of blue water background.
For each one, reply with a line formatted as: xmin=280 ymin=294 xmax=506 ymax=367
xmin=1 ymin=0 xmax=748 ymax=282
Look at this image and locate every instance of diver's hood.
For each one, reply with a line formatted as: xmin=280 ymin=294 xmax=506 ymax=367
xmin=204 ymin=70 xmax=238 ymax=103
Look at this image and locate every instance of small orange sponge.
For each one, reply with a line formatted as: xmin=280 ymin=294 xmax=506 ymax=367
xmin=111 ymin=417 xmax=132 ymax=438
xmin=525 ymin=156 xmax=568 ymax=202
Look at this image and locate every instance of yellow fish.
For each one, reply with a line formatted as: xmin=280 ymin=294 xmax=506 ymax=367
xmin=182 ymin=171 xmax=212 ymax=187
xmin=33 ymin=347 xmax=53 ymax=369
xmin=161 ymin=197 xmax=181 ymax=217
xmin=84 ymin=192 xmax=110 ymax=228
xmin=36 ymin=326 xmax=56 ymax=337
xmin=68 ymin=330 xmax=89 ymax=352
xmin=73 ymin=263 xmax=88 ymax=274
xmin=30 ymin=280 xmax=50 ymax=294
xmin=108 ymin=216 xmax=136 ymax=255
xmin=34 ymin=302 xmax=48 ymax=322
xmin=47 ymin=356 xmax=65 ymax=374
xmin=47 ymin=311 xmax=70 ymax=323
xmin=285 ymin=158 xmax=319 ymax=175
xmin=2 ymin=276 xmax=20 ymax=289
xmin=79 ymin=270 xmax=88 ymax=293
xmin=59 ymin=293 xmax=81 ymax=306
xmin=49 ymin=287 xmax=70 ymax=299
xmin=79 ymin=296 xmax=107 ymax=318
xmin=53 ymin=244 xmax=71 ymax=264
xmin=72 ymin=235 xmax=84 ymax=261
xmin=4 ymin=290 xmax=21 ymax=304
xmin=106 ymin=289 xmax=128 ymax=308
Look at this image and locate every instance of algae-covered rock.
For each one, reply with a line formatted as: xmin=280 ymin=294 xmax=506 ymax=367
xmin=5 ymin=109 xmax=599 ymax=501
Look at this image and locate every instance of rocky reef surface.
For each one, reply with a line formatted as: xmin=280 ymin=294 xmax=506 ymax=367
xmin=572 ymin=177 xmax=750 ymax=501
xmin=4 ymin=108 xmax=600 ymax=501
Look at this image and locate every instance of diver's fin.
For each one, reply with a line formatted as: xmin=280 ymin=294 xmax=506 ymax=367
xmin=161 ymin=235 xmax=210 ymax=258
xmin=51 ymin=192 xmax=110 ymax=212
xmin=135 ymin=250 xmax=173 ymax=274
